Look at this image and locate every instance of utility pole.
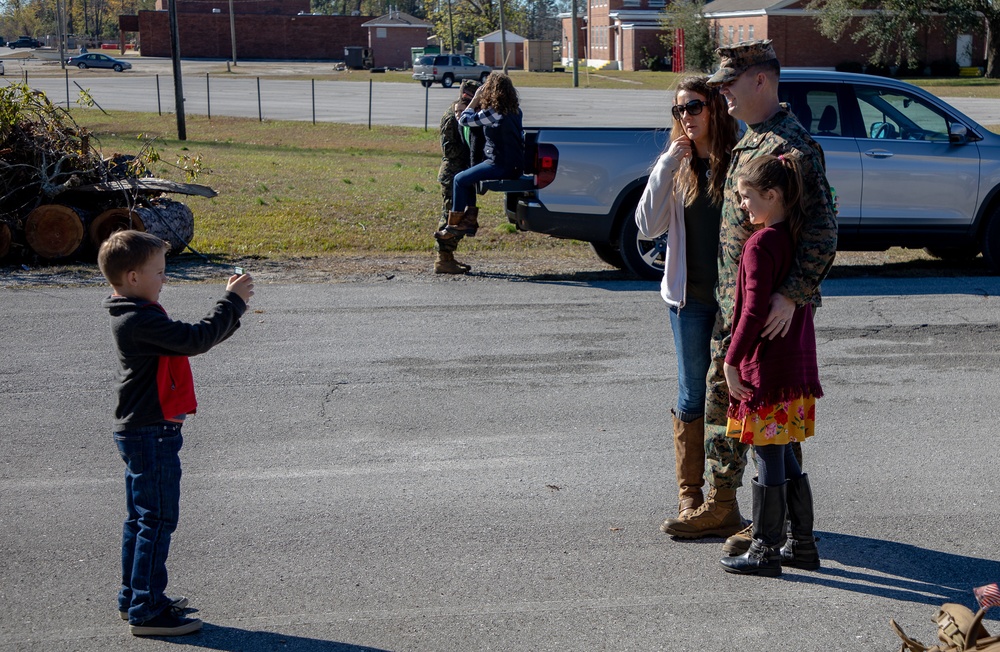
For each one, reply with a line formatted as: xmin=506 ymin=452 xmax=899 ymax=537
xmin=498 ymin=0 xmax=508 ymax=71
xmin=55 ymin=0 xmax=65 ymax=70
xmin=229 ymin=0 xmax=238 ymax=65
xmin=571 ymin=0 xmax=578 ymax=87
xmin=446 ymin=0 xmax=454 ymax=53
xmin=167 ymin=0 xmax=187 ymax=140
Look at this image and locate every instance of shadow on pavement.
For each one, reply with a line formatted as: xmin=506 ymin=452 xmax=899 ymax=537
xmin=156 ymin=623 xmax=391 ymax=651
xmin=784 ymin=532 xmax=1000 ymax=621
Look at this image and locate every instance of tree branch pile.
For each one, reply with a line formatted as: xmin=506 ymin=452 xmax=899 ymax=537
xmin=0 ymin=83 xmax=213 ymax=262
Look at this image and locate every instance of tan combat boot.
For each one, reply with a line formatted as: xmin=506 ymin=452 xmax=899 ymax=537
xmin=722 ymin=523 xmax=753 ymax=555
xmin=434 ymin=210 xmax=466 ymax=240
xmin=660 ymin=487 xmax=743 ymax=538
xmin=434 ymin=251 xmax=469 ymax=274
xmin=667 ymin=413 xmax=704 ymax=523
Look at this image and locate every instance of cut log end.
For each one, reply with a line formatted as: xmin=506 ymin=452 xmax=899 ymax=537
xmin=25 ymin=205 xmax=85 ymax=259
xmin=90 ymin=208 xmax=146 ymax=249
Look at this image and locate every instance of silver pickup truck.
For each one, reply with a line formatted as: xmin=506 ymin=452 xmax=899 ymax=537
xmin=498 ymin=70 xmax=1000 ymax=279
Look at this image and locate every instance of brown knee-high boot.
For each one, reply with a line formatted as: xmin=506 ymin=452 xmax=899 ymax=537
xmin=663 ymin=412 xmax=705 ymax=526
xmin=453 ymin=206 xmax=480 ymax=237
xmin=434 ymin=211 xmax=466 ymax=240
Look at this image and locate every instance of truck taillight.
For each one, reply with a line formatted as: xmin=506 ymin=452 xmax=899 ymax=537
xmin=534 ymin=144 xmax=558 ymax=189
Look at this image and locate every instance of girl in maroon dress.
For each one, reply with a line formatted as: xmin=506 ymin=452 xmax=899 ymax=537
xmin=719 ymin=154 xmax=823 ymax=577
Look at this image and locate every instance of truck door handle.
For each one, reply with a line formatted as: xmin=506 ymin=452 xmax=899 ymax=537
xmin=864 ymin=149 xmax=894 ymax=159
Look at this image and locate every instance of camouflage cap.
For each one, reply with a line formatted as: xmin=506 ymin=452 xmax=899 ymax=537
xmin=707 ymin=39 xmax=778 ymax=86
xmin=459 ymin=79 xmax=480 ymax=99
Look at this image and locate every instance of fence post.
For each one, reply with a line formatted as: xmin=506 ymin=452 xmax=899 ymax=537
xmin=206 ymin=73 xmax=211 ymax=120
xmin=257 ymin=77 xmax=262 ymax=122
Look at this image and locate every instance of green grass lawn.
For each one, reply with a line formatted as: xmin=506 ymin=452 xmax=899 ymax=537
xmin=77 ymin=111 xmax=591 ymax=261
xmin=54 ymin=72 xmax=1000 ymax=265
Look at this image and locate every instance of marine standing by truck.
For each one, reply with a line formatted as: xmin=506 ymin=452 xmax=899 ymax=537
xmin=434 ymin=80 xmax=484 ymax=274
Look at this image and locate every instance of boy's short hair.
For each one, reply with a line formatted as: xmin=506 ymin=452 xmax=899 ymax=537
xmin=98 ymin=230 xmax=169 ymax=287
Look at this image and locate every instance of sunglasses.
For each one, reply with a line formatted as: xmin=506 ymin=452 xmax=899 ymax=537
xmin=671 ymin=99 xmax=707 ymax=120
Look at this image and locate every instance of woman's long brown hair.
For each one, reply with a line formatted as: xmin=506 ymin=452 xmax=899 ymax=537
xmin=669 ymin=76 xmax=739 ymax=207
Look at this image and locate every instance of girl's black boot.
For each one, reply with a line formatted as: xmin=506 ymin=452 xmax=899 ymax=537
xmin=720 ymin=479 xmax=786 ymax=577
xmin=780 ymin=473 xmax=820 ymax=570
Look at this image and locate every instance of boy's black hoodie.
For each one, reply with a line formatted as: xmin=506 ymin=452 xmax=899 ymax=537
xmin=103 ymin=292 xmax=247 ymax=430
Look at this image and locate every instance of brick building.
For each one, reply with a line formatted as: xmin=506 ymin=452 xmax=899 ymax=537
xmin=559 ymin=0 xmax=984 ymax=72
xmin=702 ymin=0 xmax=983 ymax=70
xmin=133 ymin=0 xmax=430 ymax=66
xmin=362 ymin=11 xmax=434 ymax=70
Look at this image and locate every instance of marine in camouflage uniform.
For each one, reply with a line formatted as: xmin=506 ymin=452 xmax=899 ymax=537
xmin=435 ymin=80 xmax=484 ymax=274
xmin=662 ymin=40 xmax=838 ymax=538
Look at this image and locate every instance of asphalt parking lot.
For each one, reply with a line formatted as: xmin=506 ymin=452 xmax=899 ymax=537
xmin=1 ymin=272 xmax=998 ymax=651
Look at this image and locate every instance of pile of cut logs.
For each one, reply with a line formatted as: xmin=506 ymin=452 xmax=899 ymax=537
xmin=0 ymin=84 xmax=215 ymax=263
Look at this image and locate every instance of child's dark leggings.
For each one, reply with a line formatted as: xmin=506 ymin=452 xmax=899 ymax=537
xmin=754 ymin=443 xmax=803 ymax=486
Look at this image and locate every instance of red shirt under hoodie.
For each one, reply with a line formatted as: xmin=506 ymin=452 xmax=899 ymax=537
xmin=725 ymin=220 xmax=823 ymax=420
xmin=103 ymin=293 xmax=246 ymax=430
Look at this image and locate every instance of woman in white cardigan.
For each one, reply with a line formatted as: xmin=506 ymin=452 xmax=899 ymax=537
xmin=635 ymin=76 xmax=740 ymax=531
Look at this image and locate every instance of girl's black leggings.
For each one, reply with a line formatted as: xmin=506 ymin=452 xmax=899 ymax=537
xmin=754 ymin=443 xmax=803 ymax=486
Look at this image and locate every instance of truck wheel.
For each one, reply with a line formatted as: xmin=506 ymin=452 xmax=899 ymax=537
xmin=618 ymin=210 xmax=665 ymax=280
xmin=441 ymin=74 xmax=455 ymax=88
xmin=981 ymin=208 xmax=1000 ymax=271
xmin=590 ymin=242 xmax=625 ymax=270
xmin=480 ymin=72 xmax=490 ymax=82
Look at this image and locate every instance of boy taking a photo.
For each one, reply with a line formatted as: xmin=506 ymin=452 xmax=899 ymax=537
xmin=98 ymin=230 xmax=254 ymax=636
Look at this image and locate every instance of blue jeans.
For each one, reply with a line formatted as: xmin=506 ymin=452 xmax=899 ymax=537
xmin=452 ymin=161 xmax=514 ymax=213
xmin=668 ymin=298 xmax=718 ymax=421
xmin=115 ymin=422 xmax=183 ymax=624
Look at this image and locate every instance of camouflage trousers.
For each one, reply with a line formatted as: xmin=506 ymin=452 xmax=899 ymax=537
xmin=704 ymin=311 xmax=750 ymax=491
xmin=704 ymin=311 xmax=803 ymax=490
xmin=435 ymin=181 xmax=465 ymax=255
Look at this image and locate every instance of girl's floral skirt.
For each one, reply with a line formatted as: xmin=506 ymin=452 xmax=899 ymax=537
xmin=726 ymin=397 xmax=816 ymax=446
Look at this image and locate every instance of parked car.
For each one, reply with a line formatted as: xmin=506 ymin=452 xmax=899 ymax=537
xmin=66 ymin=52 xmax=131 ymax=72
xmin=493 ymin=70 xmax=1000 ymax=278
xmin=412 ymin=54 xmax=491 ymax=88
xmin=7 ymin=36 xmax=43 ymax=49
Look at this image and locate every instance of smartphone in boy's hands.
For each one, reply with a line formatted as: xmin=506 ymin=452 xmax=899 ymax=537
xmin=227 ymin=268 xmax=254 ymax=304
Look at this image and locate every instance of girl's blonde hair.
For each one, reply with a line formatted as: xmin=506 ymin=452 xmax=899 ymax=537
xmin=479 ymin=72 xmax=519 ymax=116
xmin=738 ymin=153 xmax=807 ymax=245
xmin=669 ymin=76 xmax=739 ymax=207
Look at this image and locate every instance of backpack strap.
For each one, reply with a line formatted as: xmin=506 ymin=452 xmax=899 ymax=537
xmin=892 ymin=618 xmax=934 ymax=652
xmin=935 ymin=605 xmax=992 ymax=650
